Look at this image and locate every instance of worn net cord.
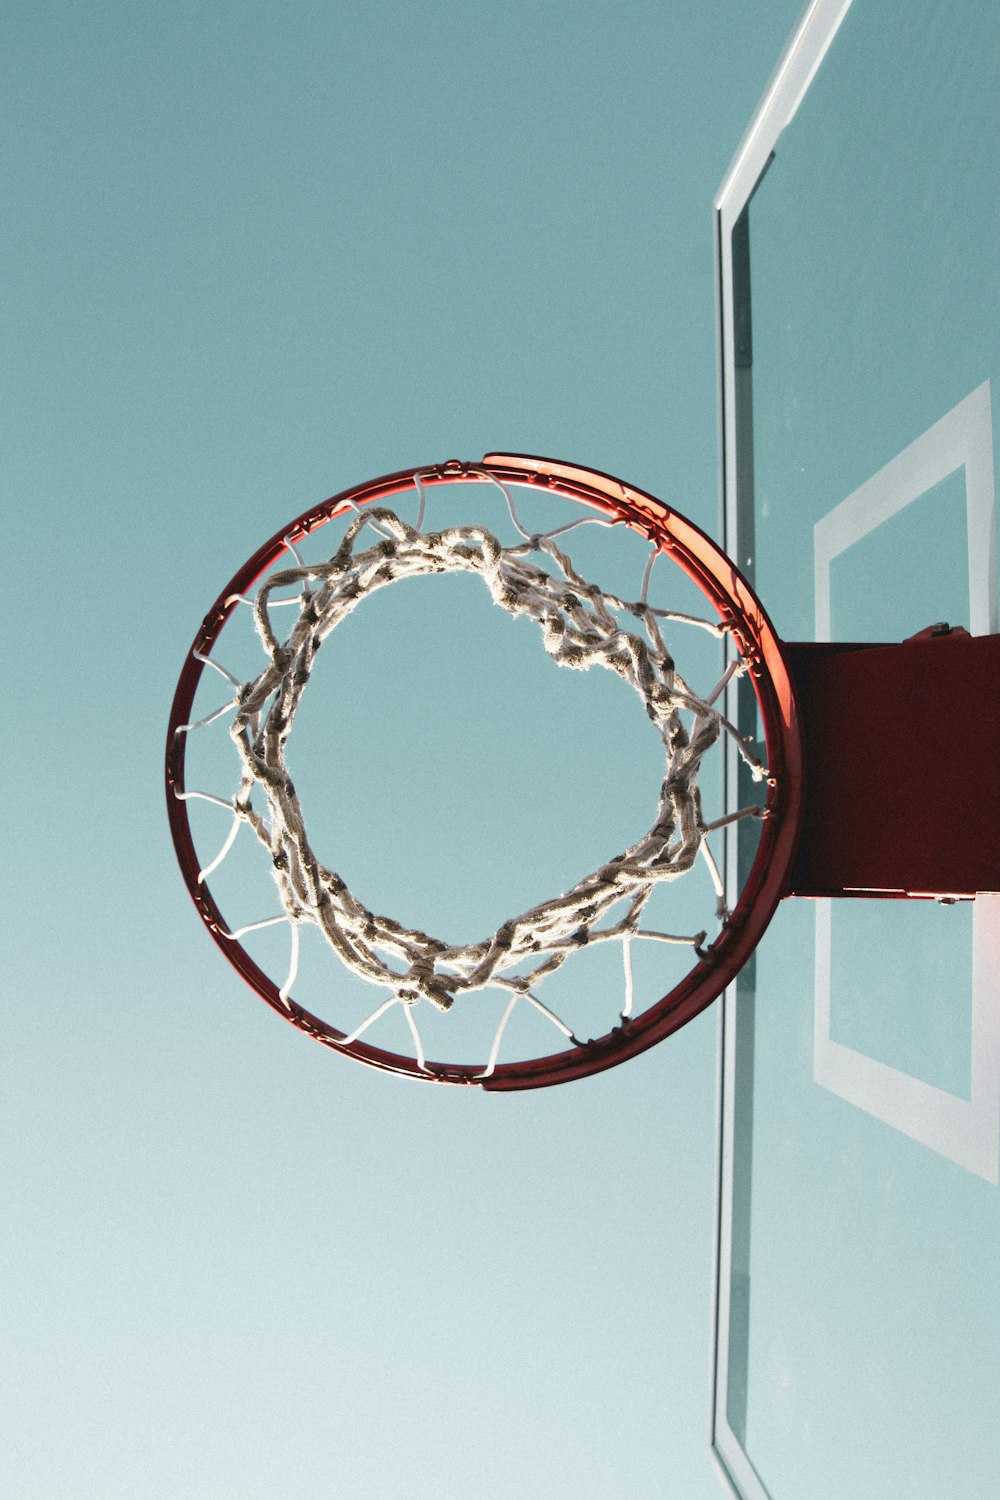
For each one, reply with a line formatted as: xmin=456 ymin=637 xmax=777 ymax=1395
xmin=176 ymin=475 xmax=766 ymax=1074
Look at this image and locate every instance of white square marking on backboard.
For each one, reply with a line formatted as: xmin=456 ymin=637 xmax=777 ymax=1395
xmin=812 ymin=381 xmax=1000 ymax=1182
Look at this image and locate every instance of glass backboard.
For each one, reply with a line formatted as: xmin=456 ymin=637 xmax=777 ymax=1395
xmin=713 ymin=1 xmax=1000 ymax=1495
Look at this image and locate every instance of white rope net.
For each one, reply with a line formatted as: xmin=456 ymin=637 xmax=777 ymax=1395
xmin=175 ymin=474 xmax=767 ymax=1076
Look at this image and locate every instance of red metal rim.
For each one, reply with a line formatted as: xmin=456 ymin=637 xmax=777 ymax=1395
xmin=166 ymin=455 xmax=804 ymax=1089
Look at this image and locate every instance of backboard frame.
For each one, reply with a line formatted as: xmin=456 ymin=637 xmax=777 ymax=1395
xmin=711 ymin=1 xmax=1000 ymax=1495
xmin=711 ymin=4 xmax=858 ymax=1496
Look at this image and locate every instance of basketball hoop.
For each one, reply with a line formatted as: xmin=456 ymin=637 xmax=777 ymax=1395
xmin=166 ymin=455 xmax=805 ymax=1088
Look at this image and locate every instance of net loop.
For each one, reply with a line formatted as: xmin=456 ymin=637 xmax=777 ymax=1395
xmin=218 ymin=506 xmax=738 ymax=1017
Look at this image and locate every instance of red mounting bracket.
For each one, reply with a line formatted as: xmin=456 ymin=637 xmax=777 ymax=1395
xmin=782 ymin=626 xmax=1000 ymax=900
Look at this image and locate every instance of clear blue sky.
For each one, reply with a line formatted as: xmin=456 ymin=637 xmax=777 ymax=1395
xmin=4 ymin=3 xmax=802 ymax=1495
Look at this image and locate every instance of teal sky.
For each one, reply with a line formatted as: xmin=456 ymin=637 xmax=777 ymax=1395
xmin=4 ymin=3 xmax=803 ymax=1496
